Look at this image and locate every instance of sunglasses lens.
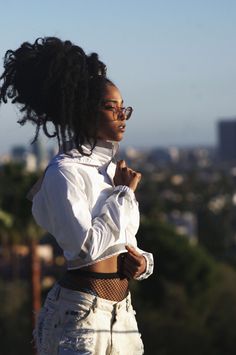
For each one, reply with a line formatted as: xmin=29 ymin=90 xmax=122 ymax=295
xmin=125 ymin=107 xmax=132 ymax=120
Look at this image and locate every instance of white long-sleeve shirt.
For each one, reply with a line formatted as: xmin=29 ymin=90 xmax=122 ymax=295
xmin=31 ymin=140 xmax=154 ymax=280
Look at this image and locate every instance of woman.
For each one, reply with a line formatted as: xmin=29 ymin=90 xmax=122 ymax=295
xmin=0 ymin=37 xmax=154 ymax=354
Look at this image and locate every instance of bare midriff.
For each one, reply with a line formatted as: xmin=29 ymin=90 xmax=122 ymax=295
xmin=80 ymin=254 xmax=123 ymax=273
xmin=61 ymin=253 xmax=128 ymax=301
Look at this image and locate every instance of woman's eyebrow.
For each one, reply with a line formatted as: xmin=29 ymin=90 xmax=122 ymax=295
xmin=102 ymin=99 xmax=124 ymax=104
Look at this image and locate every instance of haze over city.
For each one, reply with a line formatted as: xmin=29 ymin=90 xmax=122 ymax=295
xmin=0 ymin=0 xmax=236 ymax=154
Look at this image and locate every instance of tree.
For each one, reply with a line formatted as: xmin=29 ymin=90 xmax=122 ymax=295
xmin=0 ymin=162 xmax=41 ymax=244
xmin=131 ymin=219 xmax=236 ymax=355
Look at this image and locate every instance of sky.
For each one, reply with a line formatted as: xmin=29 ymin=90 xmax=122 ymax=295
xmin=0 ymin=0 xmax=236 ymax=154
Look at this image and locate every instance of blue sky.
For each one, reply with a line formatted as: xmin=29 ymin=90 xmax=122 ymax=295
xmin=0 ymin=0 xmax=236 ymax=154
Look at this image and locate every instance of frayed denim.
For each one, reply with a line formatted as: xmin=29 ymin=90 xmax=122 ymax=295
xmin=34 ymin=283 xmax=144 ymax=355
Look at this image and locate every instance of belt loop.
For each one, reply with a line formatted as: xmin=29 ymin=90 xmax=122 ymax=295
xmin=92 ymin=296 xmax=98 ymax=312
xmin=55 ymin=284 xmax=61 ymax=301
xmin=126 ymin=296 xmax=129 ymax=312
xmin=113 ymin=303 xmax=118 ymax=318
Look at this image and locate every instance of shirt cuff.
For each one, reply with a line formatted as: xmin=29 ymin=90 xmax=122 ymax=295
xmin=134 ymin=252 xmax=154 ymax=281
xmin=113 ymin=185 xmax=138 ymax=206
xmin=113 ymin=185 xmax=135 ymax=198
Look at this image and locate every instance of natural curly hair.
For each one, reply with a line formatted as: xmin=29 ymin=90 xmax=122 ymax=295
xmin=0 ymin=36 xmax=113 ymax=154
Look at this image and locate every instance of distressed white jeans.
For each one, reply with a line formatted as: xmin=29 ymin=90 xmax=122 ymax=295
xmin=34 ymin=283 xmax=144 ymax=355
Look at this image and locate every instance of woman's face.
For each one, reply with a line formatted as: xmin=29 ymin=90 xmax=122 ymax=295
xmin=96 ymin=84 xmax=127 ymax=142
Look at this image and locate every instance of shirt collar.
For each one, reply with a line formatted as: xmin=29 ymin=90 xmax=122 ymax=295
xmin=57 ymin=140 xmax=119 ymax=167
xmin=28 ymin=140 xmax=119 ymax=200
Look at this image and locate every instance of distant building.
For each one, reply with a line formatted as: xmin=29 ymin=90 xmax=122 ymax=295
xmin=218 ymin=119 xmax=236 ymax=162
xmin=25 ymin=153 xmax=37 ymax=172
xmin=11 ymin=145 xmax=27 ymax=161
xmin=148 ymin=148 xmax=172 ymax=166
xmin=0 ymin=154 xmax=11 ymax=165
xmin=10 ymin=145 xmax=37 ymax=171
xmin=31 ymin=138 xmax=48 ymax=170
xmin=168 ymin=210 xmax=198 ymax=245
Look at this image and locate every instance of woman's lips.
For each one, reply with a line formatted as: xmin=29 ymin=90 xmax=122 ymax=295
xmin=119 ymin=124 xmax=126 ymax=132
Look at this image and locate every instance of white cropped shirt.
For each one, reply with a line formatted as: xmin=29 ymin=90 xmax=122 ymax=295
xmin=32 ymin=140 xmax=154 ymax=280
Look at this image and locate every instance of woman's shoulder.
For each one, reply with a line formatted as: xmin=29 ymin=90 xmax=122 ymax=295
xmin=49 ymin=148 xmax=101 ymax=169
xmin=44 ymin=151 xmax=95 ymax=191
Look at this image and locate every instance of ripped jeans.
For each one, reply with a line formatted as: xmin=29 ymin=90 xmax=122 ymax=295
xmin=34 ymin=283 xmax=144 ymax=355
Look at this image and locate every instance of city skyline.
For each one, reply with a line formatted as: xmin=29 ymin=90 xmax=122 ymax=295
xmin=0 ymin=0 xmax=236 ymax=154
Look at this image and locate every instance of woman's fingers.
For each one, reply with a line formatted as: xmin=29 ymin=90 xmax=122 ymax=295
xmin=122 ymin=250 xmax=147 ymax=279
xmin=114 ymin=160 xmax=142 ymax=191
xmin=122 ymin=258 xmax=137 ymax=279
xmin=117 ymin=160 xmax=126 ymax=169
xmin=136 ymin=172 xmax=142 ymax=181
xmin=126 ymin=244 xmax=142 ymax=257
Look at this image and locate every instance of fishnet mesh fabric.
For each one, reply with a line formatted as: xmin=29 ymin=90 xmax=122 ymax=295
xmin=59 ymin=273 xmax=129 ymax=302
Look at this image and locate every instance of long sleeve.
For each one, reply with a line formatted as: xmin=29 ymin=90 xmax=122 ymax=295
xmin=134 ymin=248 xmax=154 ymax=280
xmin=32 ymin=164 xmax=139 ymax=266
xmin=124 ymin=201 xmax=154 ymax=280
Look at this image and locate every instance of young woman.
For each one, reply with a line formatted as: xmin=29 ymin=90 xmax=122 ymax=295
xmin=0 ymin=37 xmax=154 ymax=355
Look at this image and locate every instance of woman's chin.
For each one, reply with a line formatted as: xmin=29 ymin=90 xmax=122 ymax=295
xmin=97 ymin=134 xmax=124 ymax=142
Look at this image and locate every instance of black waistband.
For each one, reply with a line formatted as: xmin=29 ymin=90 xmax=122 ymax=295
xmin=66 ymin=269 xmax=124 ymax=279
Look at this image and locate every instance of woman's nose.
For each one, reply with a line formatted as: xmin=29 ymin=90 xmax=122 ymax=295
xmin=119 ymin=110 xmax=126 ymax=121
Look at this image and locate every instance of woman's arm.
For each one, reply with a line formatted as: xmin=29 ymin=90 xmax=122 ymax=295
xmin=121 ymin=245 xmax=154 ymax=280
xmin=32 ymin=164 xmax=138 ymax=264
xmin=113 ymin=160 xmax=154 ymax=280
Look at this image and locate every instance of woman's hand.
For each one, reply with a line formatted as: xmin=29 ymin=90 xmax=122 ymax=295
xmin=121 ymin=245 xmax=147 ymax=279
xmin=113 ymin=160 xmax=142 ymax=192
